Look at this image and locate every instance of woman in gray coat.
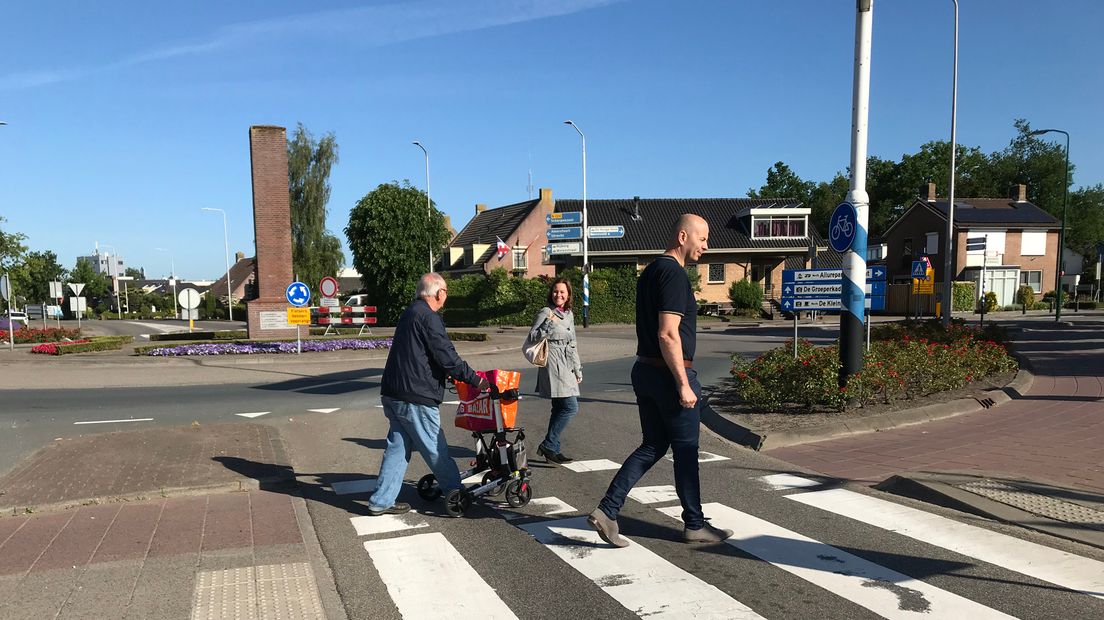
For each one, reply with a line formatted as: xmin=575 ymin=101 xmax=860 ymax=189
xmin=529 ymin=278 xmax=583 ymax=464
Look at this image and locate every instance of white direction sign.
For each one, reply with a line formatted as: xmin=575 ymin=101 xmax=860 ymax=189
xmin=782 ymin=283 xmax=881 ymax=296
xmin=787 ymin=268 xmax=886 ymax=282
xmin=69 ymin=297 xmax=88 ymax=313
xmin=178 ymin=288 xmax=201 ymax=310
xmin=68 ymin=282 xmax=86 ymax=296
xmin=784 ymin=298 xmax=881 ymax=311
xmin=49 ymin=281 xmax=65 ymax=300
xmin=546 ymin=242 xmax=582 ymax=255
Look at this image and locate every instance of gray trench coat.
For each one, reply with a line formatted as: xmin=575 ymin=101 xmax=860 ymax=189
xmin=529 ymin=306 xmax=582 ymax=398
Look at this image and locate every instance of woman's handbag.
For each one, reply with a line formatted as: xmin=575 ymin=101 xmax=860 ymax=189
xmin=522 ymin=334 xmax=549 ymax=367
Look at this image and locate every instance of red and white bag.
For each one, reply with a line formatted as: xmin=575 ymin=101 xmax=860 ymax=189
xmin=455 ymin=369 xmax=521 ymax=431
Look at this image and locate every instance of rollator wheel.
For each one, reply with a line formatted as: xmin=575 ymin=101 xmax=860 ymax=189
xmin=445 ymin=489 xmax=471 ymax=518
xmin=505 ymin=480 xmax=532 ymax=508
xmin=482 ymin=472 xmax=506 ymax=497
xmin=416 ymin=474 xmax=441 ymax=500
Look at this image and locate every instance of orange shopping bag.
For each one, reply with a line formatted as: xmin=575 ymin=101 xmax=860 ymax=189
xmin=455 ymin=370 xmax=521 ymax=431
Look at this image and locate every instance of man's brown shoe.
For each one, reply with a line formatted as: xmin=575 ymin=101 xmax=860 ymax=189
xmin=588 ymin=509 xmax=629 ymax=548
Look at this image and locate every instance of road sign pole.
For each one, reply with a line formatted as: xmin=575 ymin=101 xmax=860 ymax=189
xmin=794 ymin=314 xmax=798 ymax=359
xmin=840 ymin=0 xmax=873 ymax=390
xmin=297 ymin=325 xmax=301 ymax=355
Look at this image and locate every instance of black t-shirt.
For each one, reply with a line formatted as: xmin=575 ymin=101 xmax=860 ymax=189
xmin=636 ymin=255 xmax=696 ymax=361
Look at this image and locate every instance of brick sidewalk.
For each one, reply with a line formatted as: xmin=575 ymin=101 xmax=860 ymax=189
xmin=769 ymin=320 xmax=1104 ymax=494
xmin=0 ymin=490 xmax=322 ymax=618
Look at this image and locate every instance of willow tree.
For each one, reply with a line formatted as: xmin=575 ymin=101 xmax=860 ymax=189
xmin=288 ymin=123 xmax=344 ymax=300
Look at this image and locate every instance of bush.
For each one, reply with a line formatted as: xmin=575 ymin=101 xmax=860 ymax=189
xmin=980 ymin=291 xmax=998 ymax=313
xmin=1016 ymin=285 xmax=1036 ymax=310
xmin=732 ymin=320 xmax=1016 ymax=411
xmin=32 ymin=335 xmax=133 ymax=355
xmin=728 ymin=279 xmax=763 ymax=310
xmin=952 ymin=281 xmax=976 ymax=311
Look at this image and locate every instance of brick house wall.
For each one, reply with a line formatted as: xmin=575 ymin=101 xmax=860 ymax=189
xmin=483 ymin=188 xmax=556 ymax=278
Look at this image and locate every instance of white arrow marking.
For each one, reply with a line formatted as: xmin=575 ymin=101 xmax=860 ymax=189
xmin=308 ymin=408 xmax=340 ymax=414
xmin=235 ymin=412 xmax=270 ymax=419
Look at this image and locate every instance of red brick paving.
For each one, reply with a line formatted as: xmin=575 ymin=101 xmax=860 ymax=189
xmin=769 ymin=320 xmax=1104 ymax=495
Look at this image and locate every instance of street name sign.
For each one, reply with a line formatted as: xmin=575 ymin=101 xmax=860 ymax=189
xmin=780 ymin=267 xmax=887 ymax=312
xmin=966 ymin=236 xmax=987 ymax=251
xmin=781 ymin=267 xmax=886 ymax=283
xmin=781 ymin=297 xmax=885 ymax=311
xmin=546 ymin=212 xmax=583 ymax=226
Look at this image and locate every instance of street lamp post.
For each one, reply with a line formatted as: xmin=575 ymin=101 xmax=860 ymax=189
xmin=941 ymin=0 xmax=959 ymax=328
xmin=564 ymin=120 xmax=589 ymax=328
xmin=155 ymin=247 xmax=179 ymax=319
xmin=201 ymin=208 xmax=233 ymax=321
xmin=1028 ymin=129 xmax=1071 ymax=321
xmin=412 ymin=141 xmax=433 ymax=272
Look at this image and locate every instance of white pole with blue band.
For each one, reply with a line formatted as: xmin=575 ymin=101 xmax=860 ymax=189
xmin=840 ymin=0 xmax=873 ymax=389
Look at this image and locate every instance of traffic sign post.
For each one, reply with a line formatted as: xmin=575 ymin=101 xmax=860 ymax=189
xmin=781 ymin=267 xmax=886 ymax=357
xmin=546 ymin=212 xmax=582 ymax=225
xmin=178 ymin=288 xmax=201 ymax=332
xmin=285 ymin=282 xmax=311 ymax=353
xmin=587 ymin=225 xmax=625 ymax=239
xmin=546 ymin=242 xmax=582 ymax=256
xmin=319 ymin=276 xmax=340 ymax=309
xmin=546 ymin=227 xmax=583 ymax=241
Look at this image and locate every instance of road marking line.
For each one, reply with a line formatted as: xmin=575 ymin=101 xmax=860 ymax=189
xmin=665 ymin=451 xmax=729 ymax=463
xmin=234 ymin=412 xmax=269 ymax=419
xmin=308 ymin=408 xmax=340 ymax=414
xmin=788 ymin=488 xmax=1104 ymax=600
xmin=365 ymin=532 xmax=518 ymax=619
xmin=658 ymin=503 xmax=1016 ymax=619
xmin=562 ymin=459 xmax=621 ymax=473
xmin=628 ymin=485 xmax=680 ymax=505
xmin=519 ymin=516 xmax=763 ymax=619
xmin=350 ymin=513 xmax=428 ymax=537
xmin=331 ymin=479 xmax=376 ymax=495
xmin=73 ymin=418 xmax=153 ymax=425
xmin=757 ymin=473 xmax=822 ymax=491
xmin=498 ymin=496 xmax=576 ymax=520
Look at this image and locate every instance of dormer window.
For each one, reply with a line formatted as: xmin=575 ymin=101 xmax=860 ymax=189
xmin=751 ymin=215 xmax=806 ymax=239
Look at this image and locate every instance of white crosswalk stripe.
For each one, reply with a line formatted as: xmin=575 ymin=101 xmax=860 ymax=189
xmin=788 ymin=488 xmax=1104 ymax=600
xmin=561 ymin=458 xmax=621 ymax=472
xmin=349 ymin=513 xmax=428 ymax=536
xmin=365 ymin=532 xmax=519 ymax=619
xmin=658 ymin=503 xmax=1017 ymax=619
xmin=519 ymin=516 xmax=764 ymax=619
xmin=756 ymin=473 xmax=822 ymax=491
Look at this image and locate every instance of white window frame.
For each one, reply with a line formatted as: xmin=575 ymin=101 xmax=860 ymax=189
xmin=925 ymin=232 xmax=939 ymax=255
xmin=751 ymin=215 xmax=807 ymax=239
xmin=1020 ymin=270 xmax=1042 ymax=293
xmin=707 ymin=263 xmax=725 ymax=284
xmin=512 ymin=246 xmax=527 ymax=271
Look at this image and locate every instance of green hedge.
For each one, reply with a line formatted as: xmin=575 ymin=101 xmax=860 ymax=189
xmin=56 ymin=335 xmax=133 ymax=355
xmin=952 ymin=281 xmax=976 ymax=311
xmin=148 ymin=330 xmax=248 ymax=341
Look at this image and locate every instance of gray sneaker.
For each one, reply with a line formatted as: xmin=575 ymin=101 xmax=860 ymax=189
xmin=683 ymin=521 xmax=733 ymax=543
xmin=588 ymin=509 xmax=629 ymax=548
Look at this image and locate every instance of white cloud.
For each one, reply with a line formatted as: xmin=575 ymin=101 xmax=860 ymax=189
xmin=0 ymin=0 xmax=624 ymax=91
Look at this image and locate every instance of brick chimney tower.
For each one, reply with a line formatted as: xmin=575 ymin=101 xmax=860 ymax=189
xmin=246 ymin=125 xmax=297 ymax=339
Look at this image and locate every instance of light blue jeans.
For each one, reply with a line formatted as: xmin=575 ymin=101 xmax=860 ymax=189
xmin=368 ymin=396 xmax=462 ymax=511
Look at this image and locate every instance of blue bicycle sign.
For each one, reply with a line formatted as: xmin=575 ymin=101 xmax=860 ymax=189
xmin=829 ymin=202 xmax=858 ymax=253
xmin=285 ymin=281 xmax=311 ymax=307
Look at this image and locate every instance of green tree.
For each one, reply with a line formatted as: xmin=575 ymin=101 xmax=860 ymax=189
xmin=0 ymin=217 xmax=28 ymax=273
xmin=11 ymin=251 xmax=67 ymax=303
xmin=1066 ymin=184 xmax=1104 ymax=265
xmin=67 ymin=258 xmax=112 ymax=311
xmin=288 ymin=123 xmax=343 ymax=299
xmin=124 ymin=267 xmax=144 ymax=279
xmin=346 ymin=181 xmax=451 ymax=323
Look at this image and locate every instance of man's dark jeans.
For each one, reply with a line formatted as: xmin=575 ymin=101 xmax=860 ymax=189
xmin=598 ymin=362 xmax=704 ymax=529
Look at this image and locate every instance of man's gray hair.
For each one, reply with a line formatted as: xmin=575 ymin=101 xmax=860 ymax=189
xmin=415 ymin=272 xmax=446 ymax=299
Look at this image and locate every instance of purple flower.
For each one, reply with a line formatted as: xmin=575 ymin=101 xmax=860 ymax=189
xmin=148 ymin=338 xmax=394 ymax=356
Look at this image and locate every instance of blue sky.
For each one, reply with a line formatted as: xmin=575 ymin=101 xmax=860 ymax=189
xmin=2 ymin=0 xmax=1101 ymax=281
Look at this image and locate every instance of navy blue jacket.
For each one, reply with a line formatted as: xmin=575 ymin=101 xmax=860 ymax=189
xmin=381 ymin=299 xmax=481 ymax=406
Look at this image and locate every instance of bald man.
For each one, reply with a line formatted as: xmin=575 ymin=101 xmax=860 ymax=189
xmin=589 ymin=214 xmax=733 ymax=546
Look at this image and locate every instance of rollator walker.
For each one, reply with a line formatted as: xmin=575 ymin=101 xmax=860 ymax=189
xmin=417 ymin=369 xmax=533 ymax=517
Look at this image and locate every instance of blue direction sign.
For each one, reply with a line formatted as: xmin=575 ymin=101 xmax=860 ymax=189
xmin=780 ymin=267 xmax=886 ymax=312
xmin=829 ymin=202 xmax=858 ymax=253
xmin=285 ymin=281 xmax=311 ymax=307
xmin=546 ymin=212 xmax=583 ymax=226
xmin=588 ymin=225 xmax=625 ymax=239
xmin=546 ymin=226 xmax=583 ymax=241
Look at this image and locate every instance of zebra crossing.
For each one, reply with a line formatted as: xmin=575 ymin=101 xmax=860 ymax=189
xmin=331 ymin=466 xmax=1104 ymax=619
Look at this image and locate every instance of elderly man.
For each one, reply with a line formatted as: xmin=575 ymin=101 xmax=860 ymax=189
xmin=589 ymin=214 xmax=733 ymax=545
xmin=367 ymin=272 xmax=487 ymax=516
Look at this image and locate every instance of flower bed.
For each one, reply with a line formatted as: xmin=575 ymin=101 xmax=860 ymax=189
xmin=147 ymin=338 xmax=394 ymax=356
xmin=30 ymin=336 xmax=133 ymax=355
xmin=731 ymin=320 xmax=1017 ymax=411
xmin=31 ymin=339 xmax=91 ymax=355
xmin=1 ymin=327 xmax=82 ymax=344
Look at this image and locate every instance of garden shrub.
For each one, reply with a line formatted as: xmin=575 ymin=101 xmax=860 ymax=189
xmin=728 ymin=279 xmax=763 ymax=310
xmin=952 ymin=281 xmax=976 ymax=311
xmin=732 ymin=320 xmax=1016 ymax=411
xmin=981 ymin=291 xmax=998 ymax=313
xmin=1016 ymin=285 xmax=1036 ymax=310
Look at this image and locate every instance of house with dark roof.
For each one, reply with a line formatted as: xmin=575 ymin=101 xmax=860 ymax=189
xmin=880 ymin=183 xmax=1060 ymax=306
xmin=207 ymin=252 xmax=257 ymax=305
xmin=441 ymin=188 xmax=828 ymax=305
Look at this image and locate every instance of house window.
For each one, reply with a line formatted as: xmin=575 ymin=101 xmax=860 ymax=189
xmin=1020 ymin=270 xmax=1042 ymax=293
xmin=926 ymin=232 xmax=939 ymax=255
xmin=707 ymin=263 xmax=725 ymax=283
xmin=512 ymin=246 xmax=527 ymax=271
xmin=1021 ymin=231 xmax=1046 ymax=256
xmin=751 ymin=216 xmax=806 ymax=239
